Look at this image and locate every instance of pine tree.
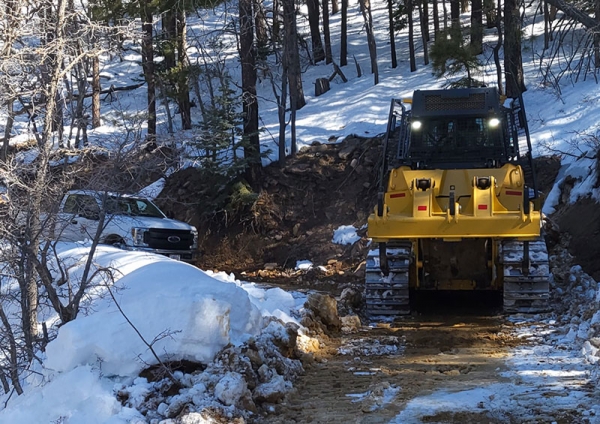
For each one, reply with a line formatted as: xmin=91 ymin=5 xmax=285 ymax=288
xmin=429 ymin=28 xmax=483 ymax=87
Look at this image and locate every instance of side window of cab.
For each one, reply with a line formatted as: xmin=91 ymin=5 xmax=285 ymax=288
xmin=63 ymin=194 xmax=100 ymax=218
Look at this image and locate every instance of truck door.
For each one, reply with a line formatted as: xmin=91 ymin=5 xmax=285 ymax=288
xmin=57 ymin=193 xmax=101 ymax=242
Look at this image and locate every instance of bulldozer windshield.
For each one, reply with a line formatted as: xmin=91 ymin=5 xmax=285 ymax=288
xmin=407 ymin=115 xmax=506 ymax=168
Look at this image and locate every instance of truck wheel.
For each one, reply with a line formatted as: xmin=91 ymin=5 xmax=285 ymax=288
xmin=103 ymin=235 xmax=125 ymax=249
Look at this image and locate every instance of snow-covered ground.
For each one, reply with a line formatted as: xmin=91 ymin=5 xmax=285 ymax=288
xmin=1 ymin=0 xmax=600 ymax=420
xmin=0 ymin=244 xmax=310 ymax=422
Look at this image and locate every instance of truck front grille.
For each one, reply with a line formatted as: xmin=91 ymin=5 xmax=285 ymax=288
xmin=144 ymin=228 xmax=195 ymax=250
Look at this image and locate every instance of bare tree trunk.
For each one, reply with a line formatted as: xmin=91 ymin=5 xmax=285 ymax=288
xmin=341 ymin=0 xmax=348 ymax=66
xmin=239 ymin=0 xmax=261 ymax=184
xmin=177 ymin=11 xmax=191 ymax=130
xmin=359 ymin=0 xmax=379 ymax=84
xmin=422 ymin=0 xmax=430 ymax=41
xmin=451 ymin=0 xmax=460 ymax=29
xmin=278 ymin=66 xmax=288 ymax=166
xmin=484 ymin=0 xmax=496 ymax=28
xmin=408 ymin=0 xmax=417 ymax=71
xmin=433 ymin=0 xmax=440 ymax=37
xmin=594 ymin=0 xmax=600 ymax=69
xmin=92 ymin=55 xmax=101 ymax=128
xmin=0 ymin=305 xmax=23 ymax=395
xmin=494 ymin=0 xmax=504 ymax=94
xmin=162 ymin=11 xmax=176 ymax=69
xmin=332 ymin=0 xmax=339 ymax=14
xmin=307 ymin=0 xmax=325 ymax=62
xmin=443 ymin=0 xmax=448 ymax=30
xmin=283 ymin=0 xmax=306 ymax=109
xmin=471 ymin=0 xmax=483 ymax=54
xmin=141 ymin=0 xmax=156 ymax=138
xmin=323 ymin=0 xmax=333 ymax=63
xmin=388 ymin=0 xmax=398 ymax=68
xmin=273 ymin=0 xmax=281 ymax=45
xmin=418 ymin=1 xmax=429 ymax=65
xmin=254 ymin=0 xmax=269 ymax=50
xmin=2 ymin=99 xmax=14 ymax=161
xmin=504 ymin=0 xmax=526 ymax=96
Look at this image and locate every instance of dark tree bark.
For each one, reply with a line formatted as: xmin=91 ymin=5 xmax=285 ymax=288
xmin=504 ymin=0 xmax=526 ymax=97
xmin=283 ymin=0 xmax=306 ymax=109
xmin=323 ymin=0 xmax=333 ymax=63
xmin=307 ymin=0 xmax=325 ymax=62
xmin=2 ymin=99 xmax=13 ymax=161
xmin=493 ymin=0 xmax=504 ymax=94
xmin=543 ymin=0 xmax=551 ymax=50
xmin=141 ymin=0 xmax=156 ymax=137
xmin=254 ymin=0 xmax=269 ymax=49
xmin=92 ymin=55 xmax=100 ymax=128
xmin=176 ymin=11 xmax=191 ymax=129
xmin=273 ymin=0 xmax=281 ymax=45
xmin=418 ymin=1 xmax=429 ymax=64
xmin=422 ymin=0 xmax=430 ymax=41
xmin=408 ymin=0 xmax=417 ymax=71
xmin=484 ymin=0 xmax=496 ymax=28
xmin=332 ymin=0 xmax=339 ymax=13
xmin=359 ymin=0 xmax=379 ymax=84
xmin=471 ymin=0 xmax=483 ymax=54
xmin=450 ymin=0 xmax=460 ymax=28
xmin=443 ymin=0 xmax=448 ymax=30
xmin=162 ymin=11 xmax=176 ymax=69
xmin=340 ymin=0 xmax=348 ymax=65
xmin=388 ymin=0 xmax=397 ymax=68
xmin=433 ymin=0 xmax=440 ymax=37
xmin=595 ymin=0 xmax=600 ymax=67
xmin=239 ymin=0 xmax=261 ymax=183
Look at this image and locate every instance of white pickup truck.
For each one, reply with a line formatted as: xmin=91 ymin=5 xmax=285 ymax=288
xmin=54 ymin=190 xmax=198 ymax=262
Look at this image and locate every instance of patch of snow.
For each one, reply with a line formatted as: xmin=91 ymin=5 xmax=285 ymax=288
xmin=333 ymin=225 xmax=361 ymax=245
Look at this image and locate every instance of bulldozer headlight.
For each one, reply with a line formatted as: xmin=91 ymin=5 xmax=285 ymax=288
xmin=489 ymin=118 xmax=500 ymax=128
xmin=411 ymin=120 xmax=422 ymax=130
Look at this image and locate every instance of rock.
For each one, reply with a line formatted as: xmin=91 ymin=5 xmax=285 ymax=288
xmin=350 ymin=158 xmax=359 ymax=168
xmin=264 ymin=262 xmax=278 ymax=271
xmin=292 ymin=223 xmax=301 ymax=237
xmin=338 ymin=141 xmax=359 ymax=160
xmin=341 ymin=315 xmax=362 ymax=333
xmin=214 ymin=372 xmax=248 ymax=407
xmin=296 ymin=333 xmax=321 ymax=353
xmin=363 ymin=182 xmax=371 ymax=188
xmin=253 ymin=374 xmax=292 ymax=404
xmin=306 ymin=293 xmax=341 ymax=330
xmin=339 ymin=287 xmax=363 ymax=313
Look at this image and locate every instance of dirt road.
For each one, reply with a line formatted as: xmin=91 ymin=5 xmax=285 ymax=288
xmin=260 ymin=312 xmax=596 ymax=424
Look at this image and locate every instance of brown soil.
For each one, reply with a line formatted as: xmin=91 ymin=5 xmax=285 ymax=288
xmin=159 ymin=135 xmax=382 ymax=291
xmin=261 ymin=316 xmax=513 ymax=424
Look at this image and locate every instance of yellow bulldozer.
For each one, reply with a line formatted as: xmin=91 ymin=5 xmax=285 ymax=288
xmin=366 ymin=87 xmax=549 ymax=316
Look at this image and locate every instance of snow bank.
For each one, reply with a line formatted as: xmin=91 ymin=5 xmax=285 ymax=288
xmin=45 ymin=252 xmax=263 ymax=377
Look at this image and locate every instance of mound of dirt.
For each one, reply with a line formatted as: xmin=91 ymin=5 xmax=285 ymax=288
xmin=159 ymin=135 xmax=382 ymax=291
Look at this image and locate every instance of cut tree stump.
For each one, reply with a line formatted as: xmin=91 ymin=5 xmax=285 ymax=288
xmin=315 ymin=78 xmax=330 ymax=96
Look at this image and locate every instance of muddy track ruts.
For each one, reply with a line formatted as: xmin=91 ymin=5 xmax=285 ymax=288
xmin=259 ymin=315 xmax=516 ymax=424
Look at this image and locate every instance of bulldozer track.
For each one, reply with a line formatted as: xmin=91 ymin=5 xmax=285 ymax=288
xmin=364 ymin=242 xmax=412 ymax=317
xmin=501 ymin=237 xmax=550 ymax=313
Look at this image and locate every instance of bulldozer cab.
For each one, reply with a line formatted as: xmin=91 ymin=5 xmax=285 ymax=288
xmin=387 ymin=87 xmax=536 ymax=197
xmin=404 ymin=88 xmax=512 ymax=169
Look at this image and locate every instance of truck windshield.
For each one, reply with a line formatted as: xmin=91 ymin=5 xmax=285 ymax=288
xmin=106 ymin=196 xmax=165 ymax=218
